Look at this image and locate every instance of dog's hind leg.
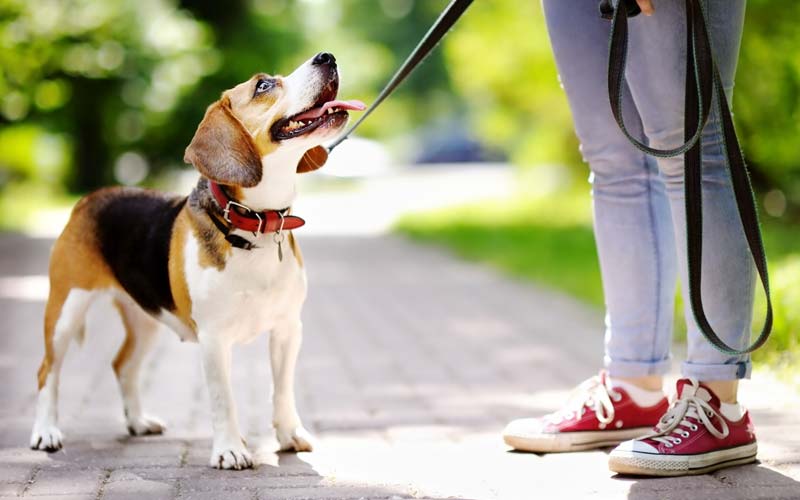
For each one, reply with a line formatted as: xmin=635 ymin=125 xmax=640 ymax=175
xmin=31 ymin=287 xmax=95 ymax=451
xmin=112 ymin=296 xmax=165 ymax=436
xmin=271 ymin=318 xmax=314 ymax=452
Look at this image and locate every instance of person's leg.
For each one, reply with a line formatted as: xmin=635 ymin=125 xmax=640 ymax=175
xmin=623 ymin=0 xmax=752 ymax=394
xmin=608 ymin=0 xmax=756 ymax=476
xmin=500 ymin=0 xmax=679 ymax=454
xmin=542 ymin=0 xmax=677 ymax=383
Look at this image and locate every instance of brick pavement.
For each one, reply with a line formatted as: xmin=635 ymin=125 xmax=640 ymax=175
xmin=1 ymin=233 xmax=799 ymax=499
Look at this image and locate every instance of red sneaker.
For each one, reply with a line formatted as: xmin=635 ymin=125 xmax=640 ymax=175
xmin=503 ymin=371 xmax=668 ymax=452
xmin=608 ymin=378 xmax=758 ymax=476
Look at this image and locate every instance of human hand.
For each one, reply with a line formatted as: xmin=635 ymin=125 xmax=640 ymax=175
xmin=636 ymin=0 xmax=654 ymax=15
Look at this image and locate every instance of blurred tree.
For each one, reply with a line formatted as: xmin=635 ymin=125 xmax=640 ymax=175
xmin=442 ymin=0 xmax=800 ymax=213
xmin=0 ymin=0 xmax=797 ymax=213
xmin=0 ymin=0 xmax=217 ymax=191
xmin=0 ymin=0 xmax=463 ymax=192
xmin=442 ymin=0 xmax=581 ymax=169
xmin=736 ymin=0 xmax=800 ymax=214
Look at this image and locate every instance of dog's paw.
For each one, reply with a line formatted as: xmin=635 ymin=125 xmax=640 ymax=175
xmin=126 ymin=414 xmax=166 ymax=436
xmin=210 ymin=442 xmax=253 ymax=470
xmin=276 ymin=426 xmax=315 ymax=452
xmin=30 ymin=425 xmax=63 ymax=452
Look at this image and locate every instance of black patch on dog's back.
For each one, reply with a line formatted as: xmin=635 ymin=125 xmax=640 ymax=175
xmin=95 ymin=190 xmax=187 ymax=313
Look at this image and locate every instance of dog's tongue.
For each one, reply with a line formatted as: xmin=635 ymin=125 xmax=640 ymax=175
xmin=293 ymin=99 xmax=366 ymax=121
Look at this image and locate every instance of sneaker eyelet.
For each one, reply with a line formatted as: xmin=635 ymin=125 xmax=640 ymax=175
xmin=681 ymin=431 xmax=690 ymax=438
xmin=673 ymin=438 xmax=682 ymax=444
xmin=690 ymin=424 xmax=699 ymax=431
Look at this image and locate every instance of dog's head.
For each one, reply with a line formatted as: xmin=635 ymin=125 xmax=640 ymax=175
xmin=184 ymin=52 xmax=364 ymax=187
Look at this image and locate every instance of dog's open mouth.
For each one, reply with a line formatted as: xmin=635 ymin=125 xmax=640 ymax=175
xmin=271 ymin=84 xmax=365 ymax=141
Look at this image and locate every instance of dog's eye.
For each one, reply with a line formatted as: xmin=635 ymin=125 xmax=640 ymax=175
xmin=255 ymin=79 xmax=275 ymax=95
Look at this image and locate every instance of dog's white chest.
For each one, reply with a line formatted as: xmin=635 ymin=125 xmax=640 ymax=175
xmin=183 ymin=234 xmax=306 ymax=342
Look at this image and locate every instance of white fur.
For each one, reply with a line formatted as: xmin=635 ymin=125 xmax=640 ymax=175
xmin=158 ymin=309 xmax=197 ymax=342
xmin=31 ymin=289 xmax=96 ymax=451
xmin=281 ymin=59 xmax=331 ymax=118
xmin=184 ymin=210 xmax=313 ymax=467
xmin=114 ymin=295 xmax=167 ymax=436
xmin=240 ymin=147 xmax=305 ymax=210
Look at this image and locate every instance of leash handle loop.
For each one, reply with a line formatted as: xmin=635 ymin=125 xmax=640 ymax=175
xmin=608 ymin=0 xmax=772 ymax=355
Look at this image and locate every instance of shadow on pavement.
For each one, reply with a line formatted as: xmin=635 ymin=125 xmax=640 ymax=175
xmin=619 ymin=462 xmax=800 ymax=499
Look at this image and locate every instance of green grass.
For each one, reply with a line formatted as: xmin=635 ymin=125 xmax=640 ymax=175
xmin=396 ymin=187 xmax=800 ymax=382
xmin=397 ymin=190 xmax=604 ymax=307
xmin=0 ymin=183 xmax=78 ymax=232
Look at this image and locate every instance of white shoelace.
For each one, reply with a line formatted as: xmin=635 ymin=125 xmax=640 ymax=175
xmin=648 ymin=378 xmax=729 ymax=448
xmin=547 ymin=373 xmax=621 ymax=426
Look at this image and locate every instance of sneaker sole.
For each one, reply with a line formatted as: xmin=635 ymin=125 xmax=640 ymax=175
xmin=503 ymin=427 xmax=653 ymax=453
xmin=608 ymin=442 xmax=758 ymax=476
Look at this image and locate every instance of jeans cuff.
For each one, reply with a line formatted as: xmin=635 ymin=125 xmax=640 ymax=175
xmin=604 ymin=355 xmax=672 ymax=378
xmin=681 ymin=360 xmax=751 ymax=381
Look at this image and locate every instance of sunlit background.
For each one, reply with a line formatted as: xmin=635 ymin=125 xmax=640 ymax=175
xmin=0 ymin=0 xmax=798 ymax=369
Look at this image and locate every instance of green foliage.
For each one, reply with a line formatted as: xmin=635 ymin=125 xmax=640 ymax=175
xmin=396 ymin=190 xmax=800 ymax=369
xmin=0 ymin=124 xmax=69 ymax=183
xmin=0 ymin=0 xmax=219 ymax=190
xmin=441 ymin=0 xmax=581 ymax=168
xmin=736 ymin=0 xmax=800 ymax=209
xmin=0 ymin=0 xmax=463 ymax=192
xmin=1 ymin=0 xmax=797 ymax=200
xmin=753 ymin=222 xmax=800 ymax=371
xmin=397 ymin=186 xmax=603 ymax=307
xmin=441 ymin=0 xmax=800 ymax=207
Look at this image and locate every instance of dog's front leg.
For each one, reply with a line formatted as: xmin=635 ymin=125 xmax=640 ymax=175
xmin=271 ymin=318 xmax=314 ymax=452
xmin=198 ymin=332 xmax=253 ymax=469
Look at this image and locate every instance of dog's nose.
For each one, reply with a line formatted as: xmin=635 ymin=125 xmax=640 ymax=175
xmin=312 ymin=52 xmax=336 ymax=67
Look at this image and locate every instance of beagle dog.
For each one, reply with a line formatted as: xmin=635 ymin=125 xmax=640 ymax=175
xmin=29 ymin=52 xmax=364 ymax=469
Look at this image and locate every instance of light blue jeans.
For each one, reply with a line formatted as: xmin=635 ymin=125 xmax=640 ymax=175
xmin=542 ymin=0 xmax=754 ymax=380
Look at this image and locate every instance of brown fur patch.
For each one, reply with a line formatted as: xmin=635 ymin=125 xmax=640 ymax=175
xmin=187 ymin=178 xmax=234 ymax=271
xmin=288 ymin=232 xmax=303 ymax=268
xmin=168 ymin=210 xmax=198 ymax=332
xmin=37 ymin=189 xmax=120 ymax=389
xmin=184 ymin=97 xmax=263 ymax=188
xmin=111 ymin=299 xmax=137 ymax=375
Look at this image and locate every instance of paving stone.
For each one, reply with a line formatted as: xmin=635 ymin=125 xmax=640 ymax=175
xmin=2 ymin=234 xmax=800 ymax=500
xmin=25 ymin=467 xmax=106 ymax=496
xmin=10 ymin=495 xmax=97 ymax=500
xmin=178 ymin=491 xmax=255 ymax=500
xmin=102 ymin=477 xmax=176 ymax=499
xmin=0 ymin=482 xmax=23 ymax=496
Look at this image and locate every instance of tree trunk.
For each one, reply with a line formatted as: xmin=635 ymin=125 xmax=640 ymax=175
xmin=67 ymin=79 xmax=112 ymax=193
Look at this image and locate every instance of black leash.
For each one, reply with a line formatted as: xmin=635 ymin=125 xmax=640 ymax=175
xmin=327 ymin=0 xmax=474 ymax=153
xmin=606 ymin=0 xmax=772 ymax=355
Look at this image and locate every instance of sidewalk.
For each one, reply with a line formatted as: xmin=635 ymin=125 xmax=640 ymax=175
xmin=1 ymin=229 xmax=799 ymax=500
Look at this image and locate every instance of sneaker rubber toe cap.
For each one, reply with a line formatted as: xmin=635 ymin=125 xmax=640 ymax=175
xmin=503 ymin=418 xmax=545 ymax=438
xmin=612 ymin=438 xmax=658 ymax=455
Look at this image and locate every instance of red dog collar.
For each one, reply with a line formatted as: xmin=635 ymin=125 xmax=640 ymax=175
xmin=209 ymin=181 xmax=305 ymax=234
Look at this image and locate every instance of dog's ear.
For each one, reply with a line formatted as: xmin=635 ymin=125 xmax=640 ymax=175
xmin=184 ymin=97 xmax=262 ymax=187
xmin=296 ymin=146 xmax=328 ymax=173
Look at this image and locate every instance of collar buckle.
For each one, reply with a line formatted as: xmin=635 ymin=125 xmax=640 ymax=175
xmin=223 ymin=200 xmax=263 ymax=234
